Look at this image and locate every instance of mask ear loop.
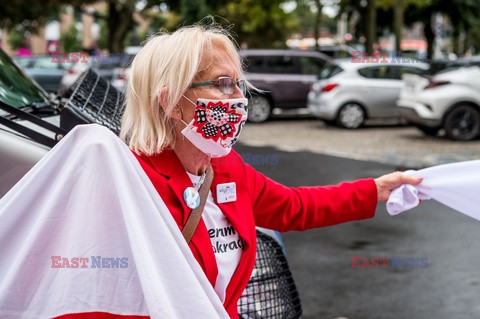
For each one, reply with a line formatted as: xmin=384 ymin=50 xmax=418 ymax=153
xmin=179 ymin=94 xmax=199 ymax=127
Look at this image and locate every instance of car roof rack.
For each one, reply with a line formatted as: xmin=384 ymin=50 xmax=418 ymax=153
xmin=0 ymin=101 xmax=67 ymax=148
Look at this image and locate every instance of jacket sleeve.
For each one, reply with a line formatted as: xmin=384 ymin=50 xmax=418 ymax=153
xmin=243 ymin=163 xmax=378 ymax=232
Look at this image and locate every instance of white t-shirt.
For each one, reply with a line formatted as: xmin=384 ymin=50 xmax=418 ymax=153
xmin=187 ymin=172 xmax=244 ymax=302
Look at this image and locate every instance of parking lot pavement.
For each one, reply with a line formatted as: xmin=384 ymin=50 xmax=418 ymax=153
xmin=234 ymin=142 xmax=480 ymax=319
xmin=240 ymin=115 xmax=480 ymax=169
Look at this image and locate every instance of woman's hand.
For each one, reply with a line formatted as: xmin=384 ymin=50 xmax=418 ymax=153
xmin=374 ymin=172 xmax=423 ymax=202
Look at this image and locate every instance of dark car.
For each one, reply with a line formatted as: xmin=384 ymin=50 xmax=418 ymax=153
xmin=13 ymin=55 xmax=73 ymax=93
xmin=0 ymin=49 xmax=62 ymax=196
xmin=317 ymin=45 xmax=354 ymax=59
xmin=240 ymin=49 xmax=331 ymax=123
xmin=426 ymin=55 xmax=480 ymax=75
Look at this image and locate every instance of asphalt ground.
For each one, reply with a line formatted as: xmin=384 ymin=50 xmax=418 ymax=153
xmin=235 ymin=142 xmax=480 ymax=319
xmin=240 ymin=113 xmax=480 ymax=170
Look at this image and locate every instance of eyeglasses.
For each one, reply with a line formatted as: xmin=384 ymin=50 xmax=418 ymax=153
xmin=189 ymin=76 xmax=246 ymax=95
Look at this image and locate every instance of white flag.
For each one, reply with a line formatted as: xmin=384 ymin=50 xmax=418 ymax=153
xmin=387 ymin=160 xmax=480 ymax=221
xmin=0 ymin=124 xmax=228 ymax=319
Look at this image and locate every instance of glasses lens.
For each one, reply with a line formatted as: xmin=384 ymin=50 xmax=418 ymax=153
xmin=237 ymin=80 xmax=246 ymax=95
xmin=218 ymin=77 xmax=234 ymax=94
xmin=217 ymin=77 xmax=246 ymax=95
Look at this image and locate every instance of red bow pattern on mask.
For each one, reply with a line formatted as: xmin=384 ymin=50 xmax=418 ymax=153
xmin=193 ymin=101 xmax=243 ymax=142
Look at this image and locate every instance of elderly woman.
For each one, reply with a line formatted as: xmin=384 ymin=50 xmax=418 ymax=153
xmin=120 ymin=24 xmax=421 ymax=318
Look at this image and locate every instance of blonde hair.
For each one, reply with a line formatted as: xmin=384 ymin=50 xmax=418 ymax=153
xmin=120 ymin=24 xmax=246 ymax=155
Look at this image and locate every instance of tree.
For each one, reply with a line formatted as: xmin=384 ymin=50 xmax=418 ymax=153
xmin=7 ymin=27 xmax=28 ymax=51
xmin=216 ymin=0 xmax=297 ymax=48
xmin=312 ymin=0 xmax=324 ymax=51
xmin=337 ymin=0 xmax=378 ymax=53
xmin=0 ymin=0 xmax=96 ymax=34
xmin=366 ymin=0 xmax=376 ymax=55
xmin=393 ymin=0 xmax=403 ymax=52
xmin=402 ymin=0 xmax=480 ymax=59
xmin=60 ymin=21 xmax=82 ymax=52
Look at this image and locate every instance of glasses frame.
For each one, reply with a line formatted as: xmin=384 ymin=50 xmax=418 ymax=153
xmin=189 ymin=76 xmax=246 ymax=95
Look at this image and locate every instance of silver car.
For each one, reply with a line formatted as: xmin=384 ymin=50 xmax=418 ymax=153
xmin=308 ymin=58 xmax=429 ymax=128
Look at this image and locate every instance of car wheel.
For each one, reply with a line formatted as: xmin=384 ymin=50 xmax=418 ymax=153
xmin=415 ymin=125 xmax=440 ymax=136
xmin=248 ymin=95 xmax=271 ymax=123
xmin=444 ymin=105 xmax=480 ymax=141
xmin=336 ymin=103 xmax=365 ymax=129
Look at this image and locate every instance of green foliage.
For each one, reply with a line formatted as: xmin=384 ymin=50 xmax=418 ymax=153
xmin=97 ymin=19 xmax=109 ymax=51
xmin=293 ymin=0 xmax=337 ymax=36
xmin=60 ymin=23 xmax=82 ymax=53
xmin=0 ymin=0 xmax=96 ymax=33
xmin=180 ymin=0 xmax=210 ymax=24
xmin=7 ymin=27 xmax=28 ymax=50
xmin=216 ymin=0 xmax=298 ymax=48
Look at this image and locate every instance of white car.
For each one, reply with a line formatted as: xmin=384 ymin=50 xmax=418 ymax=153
xmin=397 ymin=66 xmax=480 ymax=140
xmin=308 ymin=58 xmax=429 ymax=128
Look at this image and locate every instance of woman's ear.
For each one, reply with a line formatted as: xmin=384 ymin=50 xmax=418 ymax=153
xmin=158 ymin=87 xmax=182 ymax=120
xmin=158 ymin=87 xmax=169 ymax=113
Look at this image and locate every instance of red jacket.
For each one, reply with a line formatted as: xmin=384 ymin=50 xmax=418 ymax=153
xmin=133 ymin=148 xmax=377 ymax=318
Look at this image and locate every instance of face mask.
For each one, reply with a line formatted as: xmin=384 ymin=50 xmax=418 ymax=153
xmin=180 ymin=97 xmax=248 ymax=158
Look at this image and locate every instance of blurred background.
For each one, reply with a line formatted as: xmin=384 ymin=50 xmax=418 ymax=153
xmin=2 ymin=0 xmax=480 ymax=59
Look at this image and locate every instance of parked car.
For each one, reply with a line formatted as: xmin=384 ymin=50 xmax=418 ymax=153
xmin=110 ymin=46 xmax=142 ymax=93
xmin=426 ymin=55 xmax=480 ymax=75
xmin=307 ymin=58 xmax=429 ymax=128
xmin=397 ymin=65 xmax=480 ymax=141
xmin=317 ymin=45 xmax=354 ymax=59
xmin=13 ymin=55 xmax=73 ymax=93
xmin=240 ymin=49 xmax=331 ymax=123
xmin=110 ymin=53 xmax=137 ymax=93
xmin=60 ymin=53 xmax=131 ymax=93
xmin=0 ymin=49 xmax=61 ymax=196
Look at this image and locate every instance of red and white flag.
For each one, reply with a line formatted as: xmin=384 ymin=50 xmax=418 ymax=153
xmin=0 ymin=124 xmax=228 ymax=319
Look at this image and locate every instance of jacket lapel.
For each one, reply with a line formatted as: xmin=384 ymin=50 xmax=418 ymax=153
xmin=211 ymin=153 xmax=257 ymax=311
xmin=145 ymin=149 xmax=218 ymax=285
xmin=211 ymin=156 xmax=254 ymax=251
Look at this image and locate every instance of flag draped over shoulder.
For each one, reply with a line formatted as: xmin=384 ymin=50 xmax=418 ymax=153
xmin=387 ymin=160 xmax=480 ymax=221
xmin=0 ymin=124 xmax=228 ymax=319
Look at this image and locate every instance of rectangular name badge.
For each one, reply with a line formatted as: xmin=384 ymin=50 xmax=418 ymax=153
xmin=216 ymin=182 xmax=237 ymax=204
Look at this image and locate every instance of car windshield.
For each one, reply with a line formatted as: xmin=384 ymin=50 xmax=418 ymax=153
xmin=318 ymin=62 xmax=343 ymax=79
xmin=0 ymin=49 xmax=49 ymax=108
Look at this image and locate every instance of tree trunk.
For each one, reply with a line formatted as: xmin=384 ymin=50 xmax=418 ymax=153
xmin=452 ymin=27 xmax=461 ymax=56
xmin=366 ymin=0 xmax=376 ymax=55
xmin=313 ymin=0 xmax=323 ymax=51
xmin=424 ymin=13 xmax=435 ymax=61
xmin=393 ymin=0 xmax=403 ymax=52
xmin=107 ymin=0 xmax=135 ymax=53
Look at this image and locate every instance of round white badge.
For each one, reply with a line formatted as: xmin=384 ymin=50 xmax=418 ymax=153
xmin=183 ymin=187 xmax=200 ymax=209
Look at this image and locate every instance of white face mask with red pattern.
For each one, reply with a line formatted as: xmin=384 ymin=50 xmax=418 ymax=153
xmin=180 ymin=96 xmax=248 ymax=158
